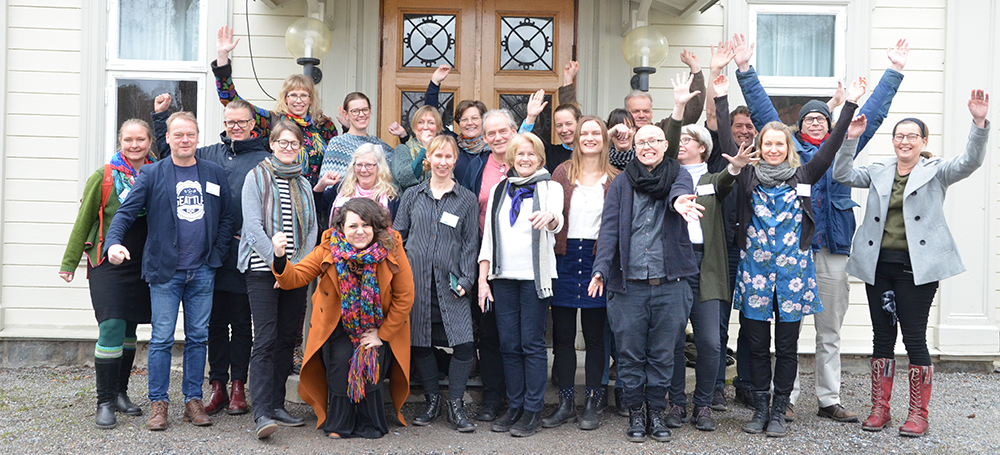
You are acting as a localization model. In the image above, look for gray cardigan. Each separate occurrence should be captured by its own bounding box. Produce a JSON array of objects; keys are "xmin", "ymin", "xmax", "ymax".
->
[
  {"xmin": 238, "ymin": 169, "xmax": 319, "ymax": 272},
  {"xmin": 832, "ymin": 121, "xmax": 990, "ymax": 285}
]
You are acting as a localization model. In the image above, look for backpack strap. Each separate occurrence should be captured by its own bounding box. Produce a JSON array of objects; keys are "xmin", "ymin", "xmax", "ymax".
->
[{"xmin": 96, "ymin": 164, "xmax": 114, "ymax": 264}]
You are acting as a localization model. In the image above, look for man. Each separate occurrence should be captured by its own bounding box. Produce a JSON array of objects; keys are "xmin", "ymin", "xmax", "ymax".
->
[
  {"xmin": 451, "ymin": 109, "xmax": 518, "ymax": 422},
  {"xmin": 588, "ymin": 124, "xmax": 703, "ymax": 443},
  {"xmin": 106, "ymin": 112, "xmax": 235, "ymax": 431},
  {"xmin": 732, "ymin": 34, "xmax": 908, "ymax": 422},
  {"xmin": 152, "ymin": 96, "xmax": 270, "ymax": 419}
]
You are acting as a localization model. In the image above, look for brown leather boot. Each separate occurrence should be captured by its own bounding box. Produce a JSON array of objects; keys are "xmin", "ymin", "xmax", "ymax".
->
[
  {"xmin": 203, "ymin": 380, "xmax": 229, "ymax": 415},
  {"xmin": 146, "ymin": 401, "xmax": 169, "ymax": 431},
  {"xmin": 184, "ymin": 399, "xmax": 213, "ymax": 426},
  {"xmin": 228, "ymin": 379, "xmax": 250, "ymax": 415}
]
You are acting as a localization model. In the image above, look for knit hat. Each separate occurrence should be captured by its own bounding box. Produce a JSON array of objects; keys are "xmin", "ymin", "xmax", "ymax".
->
[{"xmin": 797, "ymin": 100, "xmax": 832, "ymax": 132}]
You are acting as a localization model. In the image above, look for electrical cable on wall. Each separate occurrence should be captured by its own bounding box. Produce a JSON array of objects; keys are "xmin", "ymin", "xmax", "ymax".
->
[{"xmin": 247, "ymin": 0, "xmax": 276, "ymax": 101}]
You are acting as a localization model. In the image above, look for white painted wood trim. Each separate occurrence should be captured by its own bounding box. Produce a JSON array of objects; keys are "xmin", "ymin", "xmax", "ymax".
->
[{"xmin": 0, "ymin": 0, "xmax": 7, "ymax": 331}]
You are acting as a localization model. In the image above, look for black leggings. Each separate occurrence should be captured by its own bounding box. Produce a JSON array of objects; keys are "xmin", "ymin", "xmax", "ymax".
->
[
  {"xmin": 865, "ymin": 261, "xmax": 937, "ymax": 366},
  {"xmin": 412, "ymin": 342, "xmax": 475, "ymax": 400},
  {"xmin": 551, "ymin": 306, "xmax": 606, "ymax": 390}
]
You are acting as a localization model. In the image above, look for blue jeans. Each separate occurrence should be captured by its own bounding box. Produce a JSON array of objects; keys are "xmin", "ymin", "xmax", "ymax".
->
[
  {"xmin": 147, "ymin": 264, "xmax": 215, "ymax": 403},
  {"xmin": 492, "ymin": 279, "xmax": 550, "ymax": 413},
  {"xmin": 607, "ymin": 278, "xmax": 692, "ymax": 413},
  {"xmin": 671, "ymin": 251, "xmax": 721, "ymax": 409}
]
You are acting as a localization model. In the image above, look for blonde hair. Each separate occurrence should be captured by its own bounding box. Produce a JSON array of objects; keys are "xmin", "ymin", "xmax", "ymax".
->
[
  {"xmin": 422, "ymin": 135, "xmax": 460, "ymax": 173},
  {"xmin": 274, "ymin": 74, "xmax": 323, "ymax": 120},
  {"xmin": 339, "ymin": 143, "xmax": 398, "ymax": 201},
  {"xmin": 410, "ymin": 105, "xmax": 444, "ymax": 136},
  {"xmin": 505, "ymin": 132, "xmax": 546, "ymax": 169},
  {"xmin": 568, "ymin": 116, "xmax": 619, "ymax": 183},
  {"xmin": 755, "ymin": 121, "xmax": 800, "ymax": 168},
  {"xmin": 165, "ymin": 111, "xmax": 199, "ymax": 133}
]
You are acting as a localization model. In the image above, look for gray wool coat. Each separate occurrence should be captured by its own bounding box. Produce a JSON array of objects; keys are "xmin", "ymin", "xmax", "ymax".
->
[{"xmin": 832, "ymin": 121, "xmax": 990, "ymax": 285}]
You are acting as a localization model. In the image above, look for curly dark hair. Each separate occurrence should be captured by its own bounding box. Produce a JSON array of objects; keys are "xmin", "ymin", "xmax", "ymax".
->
[{"xmin": 330, "ymin": 197, "xmax": 395, "ymax": 251}]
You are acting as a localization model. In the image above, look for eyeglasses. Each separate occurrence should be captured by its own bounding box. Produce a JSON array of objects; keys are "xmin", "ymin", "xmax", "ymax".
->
[
  {"xmin": 354, "ymin": 163, "xmax": 377, "ymax": 170},
  {"xmin": 224, "ymin": 119, "xmax": 253, "ymax": 128},
  {"xmin": 635, "ymin": 139, "xmax": 665, "ymax": 149},
  {"xmin": 802, "ymin": 115, "xmax": 827, "ymax": 125},
  {"xmin": 679, "ymin": 137, "xmax": 694, "ymax": 145},
  {"xmin": 349, "ymin": 107, "xmax": 371, "ymax": 117},
  {"xmin": 286, "ymin": 93, "xmax": 311, "ymax": 101},
  {"xmin": 892, "ymin": 133, "xmax": 923, "ymax": 142},
  {"xmin": 274, "ymin": 140, "xmax": 301, "ymax": 150},
  {"xmin": 459, "ymin": 116, "xmax": 481, "ymax": 125}
]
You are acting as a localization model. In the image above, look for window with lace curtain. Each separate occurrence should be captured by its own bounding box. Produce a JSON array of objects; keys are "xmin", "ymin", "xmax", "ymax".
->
[{"xmin": 105, "ymin": 0, "xmax": 207, "ymax": 161}]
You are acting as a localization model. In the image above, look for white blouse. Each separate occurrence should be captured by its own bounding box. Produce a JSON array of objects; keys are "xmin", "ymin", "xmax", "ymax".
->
[{"xmin": 566, "ymin": 175, "xmax": 607, "ymax": 240}]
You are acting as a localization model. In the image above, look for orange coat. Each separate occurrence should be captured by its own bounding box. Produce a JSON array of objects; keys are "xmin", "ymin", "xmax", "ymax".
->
[{"xmin": 274, "ymin": 228, "xmax": 413, "ymax": 427}]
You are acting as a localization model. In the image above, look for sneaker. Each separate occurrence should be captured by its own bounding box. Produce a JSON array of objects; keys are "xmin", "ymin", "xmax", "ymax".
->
[
  {"xmin": 664, "ymin": 404, "xmax": 686, "ymax": 428},
  {"xmin": 693, "ymin": 406, "xmax": 716, "ymax": 431},
  {"xmin": 711, "ymin": 388, "xmax": 728, "ymax": 412}
]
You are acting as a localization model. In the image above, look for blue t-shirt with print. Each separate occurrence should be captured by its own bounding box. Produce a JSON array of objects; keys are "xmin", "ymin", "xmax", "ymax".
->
[{"xmin": 174, "ymin": 164, "xmax": 206, "ymax": 270}]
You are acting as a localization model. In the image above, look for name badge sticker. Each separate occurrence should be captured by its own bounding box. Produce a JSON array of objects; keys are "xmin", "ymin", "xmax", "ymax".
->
[
  {"xmin": 206, "ymin": 181, "xmax": 221, "ymax": 197},
  {"xmin": 796, "ymin": 183, "xmax": 811, "ymax": 197},
  {"xmin": 440, "ymin": 211, "xmax": 459, "ymax": 228},
  {"xmin": 119, "ymin": 187, "xmax": 130, "ymax": 201},
  {"xmin": 696, "ymin": 184, "xmax": 715, "ymax": 196}
]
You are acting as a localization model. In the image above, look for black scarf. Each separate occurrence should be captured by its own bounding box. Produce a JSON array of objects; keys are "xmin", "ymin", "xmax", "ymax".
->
[{"xmin": 625, "ymin": 156, "xmax": 681, "ymax": 199}]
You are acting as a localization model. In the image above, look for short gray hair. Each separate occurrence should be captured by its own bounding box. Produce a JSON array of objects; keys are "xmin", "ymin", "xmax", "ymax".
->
[
  {"xmin": 681, "ymin": 123, "xmax": 714, "ymax": 161},
  {"xmin": 624, "ymin": 90, "xmax": 652, "ymax": 108},
  {"xmin": 483, "ymin": 109, "xmax": 518, "ymax": 131}
]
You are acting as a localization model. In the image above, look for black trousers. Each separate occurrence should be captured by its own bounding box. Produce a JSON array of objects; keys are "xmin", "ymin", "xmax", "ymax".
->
[
  {"xmin": 740, "ymin": 311, "xmax": 800, "ymax": 396},
  {"xmin": 551, "ymin": 306, "xmax": 606, "ymax": 390},
  {"xmin": 473, "ymin": 302, "xmax": 506, "ymax": 407},
  {"xmin": 246, "ymin": 272, "xmax": 307, "ymax": 420},
  {"xmin": 208, "ymin": 289, "xmax": 253, "ymax": 383},
  {"xmin": 865, "ymin": 261, "xmax": 937, "ymax": 366}
]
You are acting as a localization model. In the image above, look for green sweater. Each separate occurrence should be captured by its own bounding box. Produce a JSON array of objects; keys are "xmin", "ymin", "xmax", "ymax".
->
[{"xmin": 60, "ymin": 168, "xmax": 124, "ymax": 273}]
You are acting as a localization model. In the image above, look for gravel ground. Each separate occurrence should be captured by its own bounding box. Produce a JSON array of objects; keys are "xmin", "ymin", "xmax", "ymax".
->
[{"xmin": 1, "ymin": 366, "xmax": 998, "ymax": 454}]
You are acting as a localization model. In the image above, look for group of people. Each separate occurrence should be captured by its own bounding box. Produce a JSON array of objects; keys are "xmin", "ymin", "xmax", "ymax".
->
[{"xmin": 59, "ymin": 26, "xmax": 991, "ymax": 444}]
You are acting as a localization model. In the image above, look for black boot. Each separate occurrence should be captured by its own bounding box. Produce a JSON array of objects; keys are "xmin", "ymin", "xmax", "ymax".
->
[
  {"xmin": 596, "ymin": 386, "xmax": 609, "ymax": 414},
  {"xmin": 579, "ymin": 389, "xmax": 602, "ymax": 430},
  {"xmin": 647, "ymin": 407, "xmax": 672, "ymax": 442},
  {"xmin": 766, "ymin": 394, "xmax": 790, "ymax": 438},
  {"xmin": 491, "ymin": 407, "xmax": 523, "ymax": 432},
  {"xmin": 743, "ymin": 391, "xmax": 771, "ymax": 434},
  {"xmin": 94, "ymin": 356, "xmax": 120, "ymax": 429},
  {"xmin": 625, "ymin": 403, "xmax": 647, "ymax": 442},
  {"xmin": 541, "ymin": 393, "xmax": 577, "ymax": 428},
  {"xmin": 614, "ymin": 387, "xmax": 628, "ymax": 417},
  {"xmin": 510, "ymin": 410, "xmax": 542, "ymax": 437},
  {"xmin": 413, "ymin": 393, "xmax": 442, "ymax": 426},
  {"xmin": 445, "ymin": 398, "xmax": 476, "ymax": 433},
  {"xmin": 115, "ymin": 348, "xmax": 142, "ymax": 415}
]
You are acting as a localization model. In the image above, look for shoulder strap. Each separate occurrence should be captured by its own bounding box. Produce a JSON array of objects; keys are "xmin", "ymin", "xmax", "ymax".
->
[{"xmin": 97, "ymin": 164, "xmax": 114, "ymax": 260}]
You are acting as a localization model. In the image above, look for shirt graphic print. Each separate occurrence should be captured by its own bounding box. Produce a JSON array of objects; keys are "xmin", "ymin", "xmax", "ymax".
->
[{"xmin": 177, "ymin": 180, "xmax": 205, "ymax": 222}]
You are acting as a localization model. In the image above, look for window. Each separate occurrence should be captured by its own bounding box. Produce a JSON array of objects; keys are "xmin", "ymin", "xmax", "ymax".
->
[
  {"xmin": 748, "ymin": 4, "xmax": 845, "ymax": 97},
  {"xmin": 105, "ymin": 0, "xmax": 207, "ymax": 161}
]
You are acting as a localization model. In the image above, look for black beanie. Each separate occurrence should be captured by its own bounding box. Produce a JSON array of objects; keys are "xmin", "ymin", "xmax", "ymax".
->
[{"xmin": 798, "ymin": 100, "xmax": 832, "ymax": 132}]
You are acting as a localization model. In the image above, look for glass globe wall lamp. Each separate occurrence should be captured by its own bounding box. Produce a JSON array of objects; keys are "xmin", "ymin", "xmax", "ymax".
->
[
  {"xmin": 622, "ymin": 26, "xmax": 669, "ymax": 92},
  {"xmin": 285, "ymin": 17, "xmax": 333, "ymax": 84}
]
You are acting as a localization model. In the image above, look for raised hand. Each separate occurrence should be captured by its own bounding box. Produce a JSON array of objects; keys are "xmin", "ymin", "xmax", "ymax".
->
[
  {"xmin": 107, "ymin": 244, "xmax": 130, "ymax": 265},
  {"xmin": 847, "ymin": 114, "xmax": 868, "ymax": 140},
  {"xmin": 673, "ymin": 194, "xmax": 705, "ymax": 222},
  {"xmin": 217, "ymin": 25, "xmax": 239, "ymax": 65},
  {"xmin": 336, "ymin": 107, "xmax": 350, "ymax": 130},
  {"xmin": 608, "ymin": 123, "xmax": 632, "ymax": 143},
  {"xmin": 154, "ymin": 93, "xmax": 172, "ymax": 113},
  {"xmin": 313, "ymin": 170, "xmax": 343, "ymax": 192},
  {"xmin": 672, "ymin": 72, "xmax": 702, "ymax": 105},
  {"xmin": 827, "ymin": 80, "xmax": 846, "ymax": 111},
  {"xmin": 272, "ymin": 232, "xmax": 288, "ymax": 257},
  {"xmin": 680, "ymin": 49, "xmax": 701, "ymax": 74},
  {"xmin": 431, "ymin": 65, "xmax": 451, "ymax": 85},
  {"xmin": 525, "ymin": 89, "xmax": 548, "ymax": 124},
  {"xmin": 388, "ymin": 122, "xmax": 407, "ymax": 138},
  {"xmin": 723, "ymin": 140, "xmax": 759, "ymax": 172},
  {"xmin": 887, "ymin": 38, "xmax": 909, "ymax": 72},
  {"xmin": 563, "ymin": 61, "xmax": 580, "ymax": 86},
  {"xmin": 733, "ymin": 33, "xmax": 755, "ymax": 72},
  {"xmin": 968, "ymin": 89, "xmax": 989, "ymax": 128},
  {"xmin": 712, "ymin": 74, "xmax": 730, "ymax": 97},
  {"xmin": 709, "ymin": 41, "xmax": 734, "ymax": 75},
  {"xmin": 847, "ymin": 76, "xmax": 868, "ymax": 103}
]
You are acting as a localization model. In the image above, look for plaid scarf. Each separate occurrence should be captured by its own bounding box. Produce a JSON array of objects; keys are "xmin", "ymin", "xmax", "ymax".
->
[
  {"xmin": 109, "ymin": 150, "xmax": 155, "ymax": 203},
  {"xmin": 331, "ymin": 230, "xmax": 390, "ymax": 402}
]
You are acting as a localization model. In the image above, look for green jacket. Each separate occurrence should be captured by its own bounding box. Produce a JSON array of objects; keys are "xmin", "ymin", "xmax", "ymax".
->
[
  {"xmin": 666, "ymin": 118, "xmax": 736, "ymax": 303},
  {"xmin": 60, "ymin": 168, "xmax": 123, "ymax": 273}
]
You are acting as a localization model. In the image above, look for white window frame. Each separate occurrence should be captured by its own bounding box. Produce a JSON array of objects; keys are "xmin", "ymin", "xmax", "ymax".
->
[
  {"xmin": 748, "ymin": 3, "xmax": 847, "ymax": 97},
  {"xmin": 104, "ymin": 0, "xmax": 210, "ymax": 158}
]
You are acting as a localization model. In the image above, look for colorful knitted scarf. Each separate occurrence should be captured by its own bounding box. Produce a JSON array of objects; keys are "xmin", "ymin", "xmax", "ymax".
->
[
  {"xmin": 109, "ymin": 150, "xmax": 155, "ymax": 203},
  {"xmin": 457, "ymin": 133, "xmax": 488, "ymax": 155},
  {"xmin": 284, "ymin": 113, "xmax": 325, "ymax": 176},
  {"xmin": 331, "ymin": 230, "xmax": 390, "ymax": 402}
]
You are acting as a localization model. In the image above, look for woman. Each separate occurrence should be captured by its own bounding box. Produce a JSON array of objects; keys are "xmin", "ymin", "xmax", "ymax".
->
[
  {"xmin": 478, "ymin": 132, "xmax": 564, "ymax": 438},
  {"xmin": 59, "ymin": 119, "xmax": 156, "ymax": 429},
  {"xmin": 392, "ymin": 105, "xmax": 444, "ymax": 192},
  {"xmin": 320, "ymin": 92, "xmax": 395, "ymax": 177},
  {"xmin": 273, "ymin": 197, "xmax": 414, "ymax": 439},
  {"xmin": 239, "ymin": 121, "xmax": 318, "ymax": 439},
  {"xmin": 393, "ymin": 135, "xmax": 480, "ymax": 433},
  {"xmin": 546, "ymin": 116, "xmax": 617, "ymax": 431},
  {"xmin": 214, "ymin": 25, "xmax": 338, "ymax": 184},
  {"xmin": 733, "ymin": 77, "xmax": 865, "ymax": 438},
  {"xmin": 315, "ymin": 144, "xmax": 399, "ymax": 227},
  {"xmin": 833, "ymin": 90, "xmax": 990, "ymax": 437},
  {"xmin": 606, "ymin": 109, "xmax": 637, "ymax": 170}
]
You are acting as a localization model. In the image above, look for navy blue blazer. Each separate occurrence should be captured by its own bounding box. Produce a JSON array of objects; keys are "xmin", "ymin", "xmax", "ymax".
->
[
  {"xmin": 104, "ymin": 157, "xmax": 236, "ymax": 285},
  {"xmin": 591, "ymin": 164, "xmax": 699, "ymax": 295}
]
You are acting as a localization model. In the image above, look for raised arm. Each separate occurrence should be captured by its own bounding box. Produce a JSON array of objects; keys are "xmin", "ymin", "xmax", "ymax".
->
[
  {"xmin": 801, "ymin": 78, "xmax": 865, "ymax": 182},
  {"xmin": 854, "ymin": 39, "xmax": 909, "ymax": 152},
  {"xmin": 937, "ymin": 90, "xmax": 991, "ymax": 186},
  {"xmin": 679, "ymin": 50, "xmax": 706, "ymax": 125},
  {"xmin": 832, "ymin": 119, "xmax": 871, "ymax": 189},
  {"xmin": 705, "ymin": 41, "xmax": 734, "ymax": 131},
  {"xmin": 711, "ymin": 76, "xmax": 743, "ymax": 173},
  {"xmin": 558, "ymin": 61, "xmax": 579, "ymax": 106},
  {"xmin": 423, "ymin": 65, "xmax": 450, "ymax": 109},
  {"xmin": 732, "ymin": 33, "xmax": 780, "ymax": 129}
]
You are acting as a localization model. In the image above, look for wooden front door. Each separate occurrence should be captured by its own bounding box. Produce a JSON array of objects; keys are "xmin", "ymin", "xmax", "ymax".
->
[{"xmin": 379, "ymin": 0, "xmax": 576, "ymax": 144}]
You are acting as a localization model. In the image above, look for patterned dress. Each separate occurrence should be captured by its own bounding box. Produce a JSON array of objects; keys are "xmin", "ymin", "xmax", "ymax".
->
[{"xmin": 734, "ymin": 183, "xmax": 823, "ymax": 322}]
